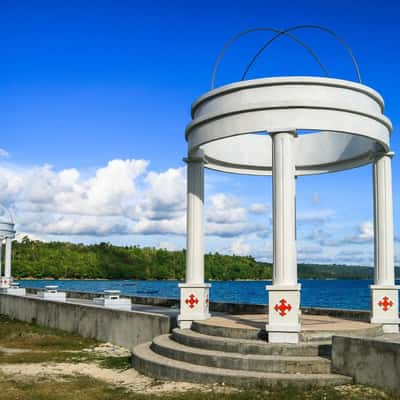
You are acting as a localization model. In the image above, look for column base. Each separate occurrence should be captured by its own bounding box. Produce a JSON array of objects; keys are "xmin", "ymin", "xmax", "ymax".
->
[
  {"xmin": 268, "ymin": 331, "xmax": 300, "ymax": 344},
  {"xmin": 370, "ymin": 285, "xmax": 400, "ymax": 333},
  {"xmin": 0, "ymin": 277, "xmax": 11, "ymax": 289},
  {"xmin": 38, "ymin": 291, "xmax": 67, "ymax": 302},
  {"xmin": 1, "ymin": 287, "xmax": 26, "ymax": 296},
  {"xmin": 177, "ymin": 283, "xmax": 211, "ymax": 329},
  {"xmin": 266, "ymin": 284, "xmax": 301, "ymax": 344},
  {"xmin": 93, "ymin": 297, "xmax": 131, "ymax": 310}
]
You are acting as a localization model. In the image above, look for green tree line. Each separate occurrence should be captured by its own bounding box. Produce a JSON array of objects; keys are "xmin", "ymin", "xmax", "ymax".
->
[{"xmin": 10, "ymin": 237, "xmax": 400, "ymax": 281}]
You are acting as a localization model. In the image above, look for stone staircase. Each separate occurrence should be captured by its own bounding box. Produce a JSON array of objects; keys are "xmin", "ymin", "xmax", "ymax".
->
[{"xmin": 132, "ymin": 321, "xmax": 356, "ymax": 386}]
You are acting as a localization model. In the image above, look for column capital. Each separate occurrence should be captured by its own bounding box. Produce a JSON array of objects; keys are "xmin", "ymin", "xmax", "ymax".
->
[
  {"xmin": 372, "ymin": 151, "xmax": 395, "ymax": 161},
  {"xmin": 183, "ymin": 156, "xmax": 207, "ymax": 164},
  {"xmin": 269, "ymin": 129, "xmax": 298, "ymax": 138}
]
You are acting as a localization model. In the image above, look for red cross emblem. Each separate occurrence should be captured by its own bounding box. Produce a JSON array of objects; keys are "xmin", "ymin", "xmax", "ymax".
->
[
  {"xmin": 205, "ymin": 296, "xmax": 209, "ymax": 305},
  {"xmin": 378, "ymin": 296, "xmax": 394, "ymax": 312},
  {"xmin": 274, "ymin": 298, "xmax": 292, "ymax": 317},
  {"xmin": 185, "ymin": 294, "xmax": 199, "ymax": 309}
]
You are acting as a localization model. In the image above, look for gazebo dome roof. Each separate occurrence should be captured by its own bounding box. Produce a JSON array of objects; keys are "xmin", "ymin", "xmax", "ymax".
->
[
  {"xmin": 187, "ymin": 76, "xmax": 392, "ymax": 176},
  {"xmin": 186, "ymin": 26, "xmax": 392, "ymax": 176}
]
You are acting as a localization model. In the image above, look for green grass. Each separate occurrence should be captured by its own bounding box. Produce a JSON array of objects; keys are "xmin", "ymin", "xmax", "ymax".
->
[
  {"xmin": 0, "ymin": 373, "xmax": 397, "ymax": 400},
  {"xmin": 99, "ymin": 355, "xmax": 131, "ymax": 370},
  {"xmin": 0, "ymin": 351, "xmax": 132, "ymax": 368},
  {"xmin": 0, "ymin": 315, "xmax": 98, "ymax": 351}
]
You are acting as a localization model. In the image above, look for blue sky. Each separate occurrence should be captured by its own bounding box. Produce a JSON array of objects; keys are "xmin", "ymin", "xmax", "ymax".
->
[{"xmin": 1, "ymin": 0, "xmax": 399, "ymax": 266}]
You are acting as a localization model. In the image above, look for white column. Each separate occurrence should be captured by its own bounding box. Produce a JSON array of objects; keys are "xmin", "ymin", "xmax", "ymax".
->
[
  {"xmin": 370, "ymin": 151, "xmax": 399, "ymax": 333},
  {"xmin": 177, "ymin": 156, "xmax": 211, "ymax": 329},
  {"xmin": 186, "ymin": 157, "xmax": 205, "ymax": 284},
  {"xmin": 266, "ymin": 130, "xmax": 301, "ymax": 343},
  {"xmin": 0, "ymin": 240, "xmax": 2, "ymax": 276},
  {"xmin": 0, "ymin": 239, "xmax": 11, "ymax": 289},
  {"xmin": 4, "ymin": 237, "xmax": 12, "ymax": 278}
]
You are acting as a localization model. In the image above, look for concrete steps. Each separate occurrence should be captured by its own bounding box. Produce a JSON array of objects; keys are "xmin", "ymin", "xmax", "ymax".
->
[
  {"xmin": 131, "ymin": 315, "xmax": 381, "ymax": 386},
  {"xmin": 173, "ymin": 328, "xmax": 331, "ymax": 356},
  {"xmin": 151, "ymin": 334, "xmax": 331, "ymax": 374},
  {"xmin": 132, "ymin": 341, "xmax": 353, "ymax": 387},
  {"xmin": 191, "ymin": 320, "xmax": 384, "ymax": 343},
  {"xmin": 192, "ymin": 320, "xmax": 263, "ymax": 340}
]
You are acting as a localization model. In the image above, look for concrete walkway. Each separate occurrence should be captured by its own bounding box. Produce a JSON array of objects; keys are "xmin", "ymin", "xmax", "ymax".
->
[
  {"xmin": 25, "ymin": 293, "xmax": 180, "ymax": 318},
  {"xmin": 200, "ymin": 314, "xmax": 377, "ymax": 333}
]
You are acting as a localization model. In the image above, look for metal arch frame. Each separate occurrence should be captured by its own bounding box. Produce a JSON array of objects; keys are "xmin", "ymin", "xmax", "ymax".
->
[
  {"xmin": 241, "ymin": 25, "xmax": 362, "ymax": 83},
  {"xmin": 210, "ymin": 27, "xmax": 329, "ymax": 89}
]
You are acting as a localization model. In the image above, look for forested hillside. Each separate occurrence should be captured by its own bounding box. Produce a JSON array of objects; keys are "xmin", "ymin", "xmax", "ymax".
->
[
  {"xmin": 11, "ymin": 237, "xmax": 400, "ymax": 280},
  {"xmin": 12, "ymin": 237, "xmax": 271, "ymax": 280}
]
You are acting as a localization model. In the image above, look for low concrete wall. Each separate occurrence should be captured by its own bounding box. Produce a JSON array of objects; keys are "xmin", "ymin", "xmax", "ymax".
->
[
  {"xmin": 332, "ymin": 336, "xmax": 400, "ymax": 393},
  {"xmin": 0, "ymin": 294, "xmax": 170, "ymax": 350},
  {"xmin": 301, "ymin": 307, "xmax": 370, "ymax": 322}
]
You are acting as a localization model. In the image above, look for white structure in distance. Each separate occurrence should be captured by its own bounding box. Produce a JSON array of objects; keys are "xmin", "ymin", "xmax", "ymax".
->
[
  {"xmin": 38, "ymin": 285, "xmax": 67, "ymax": 302},
  {"xmin": 6, "ymin": 282, "xmax": 26, "ymax": 296},
  {"xmin": 93, "ymin": 290, "xmax": 132, "ymax": 311},
  {"xmin": 0, "ymin": 208, "xmax": 25, "ymax": 296},
  {"xmin": 177, "ymin": 27, "xmax": 399, "ymax": 342}
]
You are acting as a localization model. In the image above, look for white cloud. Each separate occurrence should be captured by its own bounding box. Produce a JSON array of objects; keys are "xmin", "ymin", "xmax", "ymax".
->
[
  {"xmin": 230, "ymin": 238, "xmax": 251, "ymax": 256},
  {"xmin": 4, "ymin": 159, "xmax": 149, "ymax": 218},
  {"xmin": 131, "ymin": 216, "xmax": 186, "ymax": 236},
  {"xmin": 205, "ymin": 195, "xmax": 264, "ymax": 237},
  {"xmin": 15, "ymin": 232, "xmax": 44, "ymax": 242},
  {"xmin": 337, "ymin": 249, "xmax": 365, "ymax": 257},
  {"xmin": 0, "ymin": 149, "xmax": 10, "ymax": 158},
  {"xmin": 256, "ymin": 229, "xmax": 271, "ymax": 239},
  {"xmin": 207, "ymin": 194, "xmax": 247, "ymax": 224},
  {"xmin": 158, "ymin": 240, "xmax": 178, "ymax": 251},
  {"xmin": 249, "ymin": 203, "xmax": 269, "ymax": 215},
  {"xmin": 0, "ymin": 159, "xmax": 262, "ymax": 239},
  {"xmin": 298, "ymin": 245, "xmax": 322, "ymax": 255},
  {"xmin": 302, "ymin": 228, "xmax": 327, "ymax": 241},
  {"xmin": 139, "ymin": 167, "xmax": 186, "ymax": 220},
  {"xmin": 348, "ymin": 221, "xmax": 374, "ymax": 244},
  {"xmin": 297, "ymin": 209, "xmax": 336, "ymax": 223},
  {"xmin": 39, "ymin": 215, "xmax": 132, "ymax": 236},
  {"xmin": 312, "ymin": 192, "xmax": 320, "ymax": 205},
  {"xmin": 206, "ymin": 222, "xmax": 262, "ymax": 238}
]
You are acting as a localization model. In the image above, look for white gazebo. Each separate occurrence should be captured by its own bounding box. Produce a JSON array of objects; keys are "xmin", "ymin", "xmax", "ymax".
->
[
  {"xmin": 177, "ymin": 26, "xmax": 399, "ymax": 343},
  {"xmin": 0, "ymin": 207, "xmax": 16, "ymax": 291}
]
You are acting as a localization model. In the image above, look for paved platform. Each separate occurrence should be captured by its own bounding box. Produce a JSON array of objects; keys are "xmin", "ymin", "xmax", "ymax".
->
[
  {"xmin": 201, "ymin": 313, "xmax": 375, "ymax": 333},
  {"xmin": 191, "ymin": 313, "xmax": 383, "ymax": 342}
]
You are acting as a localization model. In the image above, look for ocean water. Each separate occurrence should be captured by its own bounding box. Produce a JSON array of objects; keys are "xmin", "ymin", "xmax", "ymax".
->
[{"xmin": 17, "ymin": 279, "xmax": 400, "ymax": 311}]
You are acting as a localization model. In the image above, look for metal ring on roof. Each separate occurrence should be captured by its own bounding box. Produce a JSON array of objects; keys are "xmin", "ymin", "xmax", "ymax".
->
[
  {"xmin": 210, "ymin": 27, "xmax": 329, "ymax": 89},
  {"xmin": 241, "ymin": 25, "xmax": 362, "ymax": 83}
]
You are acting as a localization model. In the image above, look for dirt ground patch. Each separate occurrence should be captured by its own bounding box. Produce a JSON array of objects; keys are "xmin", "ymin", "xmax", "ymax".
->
[{"xmin": 0, "ymin": 362, "xmax": 217, "ymax": 394}]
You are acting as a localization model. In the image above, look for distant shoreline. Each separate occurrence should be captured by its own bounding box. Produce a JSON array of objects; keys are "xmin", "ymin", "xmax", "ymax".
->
[
  {"xmin": 16, "ymin": 277, "xmax": 385, "ymax": 281},
  {"xmin": 12, "ymin": 238, "xmax": 400, "ymax": 281}
]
